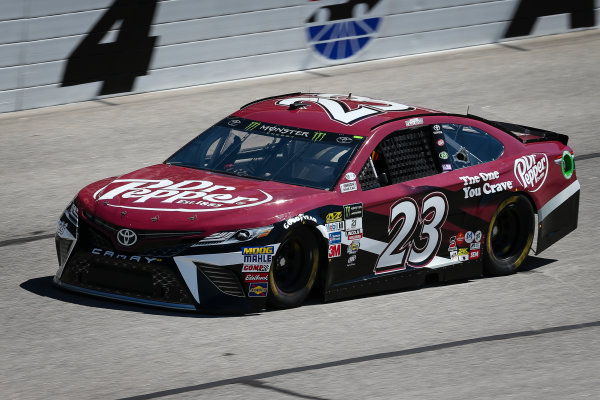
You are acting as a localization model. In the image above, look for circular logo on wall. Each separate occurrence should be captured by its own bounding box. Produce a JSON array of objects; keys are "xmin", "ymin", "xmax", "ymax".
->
[
  {"xmin": 117, "ymin": 229, "xmax": 138, "ymax": 247},
  {"xmin": 305, "ymin": 0, "xmax": 382, "ymax": 61}
]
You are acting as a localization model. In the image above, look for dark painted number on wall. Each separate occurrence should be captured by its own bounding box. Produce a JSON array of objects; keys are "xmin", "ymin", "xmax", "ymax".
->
[
  {"xmin": 61, "ymin": 0, "xmax": 158, "ymax": 95},
  {"xmin": 505, "ymin": 0, "xmax": 595, "ymax": 38}
]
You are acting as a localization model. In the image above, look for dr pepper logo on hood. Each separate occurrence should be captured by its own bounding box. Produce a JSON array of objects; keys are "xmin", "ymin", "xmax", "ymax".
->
[
  {"xmin": 93, "ymin": 179, "xmax": 272, "ymax": 212},
  {"xmin": 514, "ymin": 154, "xmax": 548, "ymax": 192}
]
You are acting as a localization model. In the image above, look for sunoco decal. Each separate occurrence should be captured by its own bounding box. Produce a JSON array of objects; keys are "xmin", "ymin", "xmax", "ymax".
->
[
  {"xmin": 93, "ymin": 179, "xmax": 272, "ymax": 212},
  {"xmin": 514, "ymin": 154, "xmax": 548, "ymax": 192}
]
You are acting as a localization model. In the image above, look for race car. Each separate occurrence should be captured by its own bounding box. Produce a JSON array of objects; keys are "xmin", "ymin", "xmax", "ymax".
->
[{"xmin": 54, "ymin": 93, "xmax": 580, "ymax": 313}]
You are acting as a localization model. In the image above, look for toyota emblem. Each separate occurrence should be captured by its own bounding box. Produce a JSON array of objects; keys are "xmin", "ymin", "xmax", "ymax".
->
[
  {"xmin": 117, "ymin": 229, "xmax": 137, "ymax": 246},
  {"xmin": 336, "ymin": 136, "xmax": 352, "ymax": 144}
]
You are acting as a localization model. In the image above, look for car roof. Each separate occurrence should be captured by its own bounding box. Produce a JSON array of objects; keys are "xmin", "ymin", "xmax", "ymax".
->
[{"xmin": 232, "ymin": 93, "xmax": 442, "ymax": 137}]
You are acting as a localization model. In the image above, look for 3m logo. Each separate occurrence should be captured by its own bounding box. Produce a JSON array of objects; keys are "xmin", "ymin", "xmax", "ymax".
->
[
  {"xmin": 312, "ymin": 132, "xmax": 326, "ymax": 141},
  {"xmin": 328, "ymin": 244, "xmax": 341, "ymax": 258},
  {"xmin": 246, "ymin": 122, "xmax": 261, "ymax": 130}
]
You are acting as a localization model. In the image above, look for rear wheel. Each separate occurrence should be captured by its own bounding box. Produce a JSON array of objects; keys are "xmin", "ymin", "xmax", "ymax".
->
[
  {"xmin": 268, "ymin": 226, "xmax": 320, "ymax": 309},
  {"xmin": 484, "ymin": 195, "xmax": 535, "ymax": 276}
]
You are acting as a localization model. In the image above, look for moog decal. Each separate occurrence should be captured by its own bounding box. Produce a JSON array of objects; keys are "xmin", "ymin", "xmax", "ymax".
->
[
  {"xmin": 375, "ymin": 192, "xmax": 448, "ymax": 274},
  {"xmin": 94, "ymin": 179, "xmax": 272, "ymax": 212}
]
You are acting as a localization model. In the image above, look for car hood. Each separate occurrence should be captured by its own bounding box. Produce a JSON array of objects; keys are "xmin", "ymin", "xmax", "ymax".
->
[{"xmin": 78, "ymin": 164, "xmax": 329, "ymax": 233}]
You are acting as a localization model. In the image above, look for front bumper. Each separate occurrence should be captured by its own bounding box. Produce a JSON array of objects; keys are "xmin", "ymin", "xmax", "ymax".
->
[{"xmin": 54, "ymin": 214, "xmax": 272, "ymax": 314}]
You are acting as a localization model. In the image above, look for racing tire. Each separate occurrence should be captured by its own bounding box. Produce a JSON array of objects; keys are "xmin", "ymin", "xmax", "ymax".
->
[
  {"xmin": 268, "ymin": 226, "xmax": 320, "ymax": 309},
  {"xmin": 484, "ymin": 195, "xmax": 535, "ymax": 276}
]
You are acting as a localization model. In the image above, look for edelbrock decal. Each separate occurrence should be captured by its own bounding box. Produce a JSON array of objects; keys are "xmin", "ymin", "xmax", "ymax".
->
[
  {"xmin": 514, "ymin": 154, "xmax": 548, "ymax": 192},
  {"xmin": 94, "ymin": 179, "xmax": 272, "ymax": 212}
]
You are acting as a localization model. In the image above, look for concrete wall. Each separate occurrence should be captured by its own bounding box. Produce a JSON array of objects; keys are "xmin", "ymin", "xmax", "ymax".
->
[{"xmin": 1, "ymin": 0, "xmax": 598, "ymax": 113}]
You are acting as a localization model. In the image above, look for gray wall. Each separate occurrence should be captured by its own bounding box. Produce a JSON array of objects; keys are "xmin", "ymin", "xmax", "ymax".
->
[{"xmin": 1, "ymin": 0, "xmax": 598, "ymax": 113}]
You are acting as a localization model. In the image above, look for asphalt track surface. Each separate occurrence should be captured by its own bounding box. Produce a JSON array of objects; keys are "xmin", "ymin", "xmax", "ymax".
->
[{"xmin": 2, "ymin": 31, "xmax": 599, "ymax": 400}]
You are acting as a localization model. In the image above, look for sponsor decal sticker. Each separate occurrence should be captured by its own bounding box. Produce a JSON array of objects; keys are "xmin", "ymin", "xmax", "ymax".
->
[
  {"xmin": 458, "ymin": 247, "xmax": 469, "ymax": 261},
  {"xmin": 343, "ymin": 203, "xmax": 363, "ymax": 219},
  {"xmin": 347, "ymin": 240, "xmax": 360, "ymax": 255},
  {"xmin": 439, "ymin": 151, "xmax": 449, "ymax": 160},
  {"xmin": 328, "ymin": 244, "xmax": 342, "ymax": 258},
  {"xmin": 325, "ymin": 221, "xmax": 345, "ymax": 232},
  {"xmin": 450, "ymin": 251, "xmax": 458, "ymax": 261},
  {"xmin": 311, "ymin": 131, "xmax": 326, "ymax": 141},
  {"xmin": 433, "ymin": 125, "xmax": 441, "ymax": 131},
  {"xmin": 242, "ymin": 246, "xmax": 274, "ymax": 265},
  {"xmin": 406, "ymin": 118, "xmax": 423, "ymax": 127},
  {"xmin": 57, "ymin": 220, "xmax": 68, "ymax": 236},
  {"xmin": 94, "ymin": 179, "xmax": 273, "ymax": 212},
  {"xmin": 347, "ymin": 254, "xmax": 357, "ymax": 266},
  {"xmin": 248, "ymin": 282, "xmax": 268, "ymax": 297},
  {"xmin": 456, "ymin": 233, "xmax": 465, "ymax": 246},
  {"xmin": 345, "ymin": 218, "xmax": 363, "ymax": 230},
  {"xmin": 242, "ymin": 265, "xmax": 270, "ymax": 273},
  {"xmin": 436, "ymin": 139, "xmax": 445, "ymax": 146},
  {"xmin": 340, "ymin": 181, "xmax": 357, "ymax": 193},
  {"xmin": 442, "ymin": 164, "xmax": 452, "ymax": 171},
  {"xmin": 346, "ymin": 229, "xmax": 363, "ymax": 240},
  {"xmin": 474, "ymin": 230, "xmax": 482, "ymax": 243},
  {"xmin": 283, "ymin": 214, "xmax": 317, "ymax": 229},
  {"xmin": 345, "ymin": 172, "xmax": 357, "ymax": 181},
  {"xmin": 244, "ymin": 273, "xmax": 269, "ymax": 282},
  {"xmin": 469, "ymin": 249, "xmax": 480, "ymax": 260},
  {"xmin": 336, "ymin": 136, "xmax": 353, "ymax": 144},
  {"xmin": 514, "ymin": 153, "xmax": 548, "ymax": 192},
  {"xmin": 325, "ymin": 211, "xmax": 343, "ymax": 223},
  {"xmin": 465, "ymin": 231, "xmax": 474, "ymax": 244},
  {"xmin": 470, "ymin": 242, "xmax": 481, "ymax": 250},
  {"xmin": 329, "ymin": 231, "xmax": 342, "ymax": 244}
]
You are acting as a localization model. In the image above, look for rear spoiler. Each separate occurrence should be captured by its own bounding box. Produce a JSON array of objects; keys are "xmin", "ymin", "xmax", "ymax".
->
[{"xmin": 489, "ymin": 120, "xmax": 569, "ymax": 145}]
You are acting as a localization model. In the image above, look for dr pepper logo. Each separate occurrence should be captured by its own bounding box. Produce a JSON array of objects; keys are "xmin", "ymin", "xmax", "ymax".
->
[
  {"xmin": 514, "ymin": 154, "xmax": 548, "ymax": 192},
  {"xmin": 93, "ymin": 179, "xmax": 272, "ymax": 212}
]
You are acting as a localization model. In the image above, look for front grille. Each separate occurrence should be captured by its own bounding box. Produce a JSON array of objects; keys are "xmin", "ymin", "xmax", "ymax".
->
[
  {"xmin": 61, "ymin": 252, "xmax": 194, "ymax": 305},
  {"xmin": 195, "ymin": 263, "xmax": 245, "ymax": 297},
  {"xmin": 79, "ymin": 217, "xmax": 200, "ymax": 257}
]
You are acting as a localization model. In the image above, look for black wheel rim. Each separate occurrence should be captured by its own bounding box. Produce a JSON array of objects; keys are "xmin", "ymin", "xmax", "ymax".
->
[
  {"xmin": 490, "ymin": 204, "xmax": 527, "ymax": 259},
  {"xmin": 273, "ymin": 237, "xmax": 312, "ymax": 293}
]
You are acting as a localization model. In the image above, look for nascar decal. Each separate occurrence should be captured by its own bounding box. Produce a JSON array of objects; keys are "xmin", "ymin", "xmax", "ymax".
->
[
  {"xmin": 277, "ymin": 94, "xmax": 414, "ymax": 125},
  {"xmin": 514, "ymin": 154, "xmax": 548, "ymax": 192},
  {"xmin": 93, "ymin": 179, "xmax": 272, "ymax": 212},
  {"xmin": 305, "ymin": 0, "xmax": 383, "ymax": 61},
  {"xmin": 375, "ymin": 192, "xmax": 448, "ymax": 274}
]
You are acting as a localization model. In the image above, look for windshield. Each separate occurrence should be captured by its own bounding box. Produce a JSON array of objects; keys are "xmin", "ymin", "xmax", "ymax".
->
[{"xmin": 166, "ymin": 117, "xmax": 365, "ymax": 190}]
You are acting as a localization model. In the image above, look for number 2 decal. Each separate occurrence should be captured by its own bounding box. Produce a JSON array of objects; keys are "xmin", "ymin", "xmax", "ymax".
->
[
  {"xmin": 375, "ymin": 192, "xmax": 448, "ymax": 274},
  {"xmin": 276, "ymin": 94, "xmax": 414, "ymax": 125}
]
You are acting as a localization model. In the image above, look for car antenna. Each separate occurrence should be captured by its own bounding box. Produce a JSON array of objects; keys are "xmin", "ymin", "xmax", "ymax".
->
[{"xmin": 467, "ymin": 105, "xmax": 470, "ymax": 115}]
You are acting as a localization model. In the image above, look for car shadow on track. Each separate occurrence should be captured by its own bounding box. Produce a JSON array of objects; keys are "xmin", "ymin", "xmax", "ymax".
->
[{"xmin": 19, "ymin": 276, "xmax": 250, "ymax": 318}]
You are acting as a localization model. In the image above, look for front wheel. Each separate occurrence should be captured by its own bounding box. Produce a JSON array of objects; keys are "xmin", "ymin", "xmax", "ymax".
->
[
  {"xmin": 268, "ymin": 227, "xmax": 320, "ymax": 309},
  {"xmin": 484, "ymin": 195, "xmax": 535, "ymax": 276}
]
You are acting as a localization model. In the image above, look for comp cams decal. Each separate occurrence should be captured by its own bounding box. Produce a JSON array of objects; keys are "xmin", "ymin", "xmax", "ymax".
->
[
  {"xmin": 94, "ymin": 179, "xmax": 273, "ymax": 212},
  {"xmin": 375, "ymin": 192, "xmax": 448, "ymax": 274}
]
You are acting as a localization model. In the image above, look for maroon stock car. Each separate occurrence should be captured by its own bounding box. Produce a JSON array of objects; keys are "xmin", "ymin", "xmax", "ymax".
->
[{"xmin": 54, "ymin": 93, "xmax": 579, "ymax": 313}]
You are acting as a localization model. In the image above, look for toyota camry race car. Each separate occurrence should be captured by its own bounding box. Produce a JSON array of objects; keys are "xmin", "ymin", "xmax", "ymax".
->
[{"xmin": 54, "ymin": 93, "xmax": 579, "ymax": 313}]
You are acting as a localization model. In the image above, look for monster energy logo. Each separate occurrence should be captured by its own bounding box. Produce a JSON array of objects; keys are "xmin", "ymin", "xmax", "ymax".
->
[
  {"xmin": 246, "ymin": 122, "xmax": 261, "ymax": 130},
  {"xmin": 312, "ymin": 132, "xmax": 326, "ymax": 141},
  {"xmin": 344, "ymin": 205, "xmax": 350, "ymax": 217}
]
